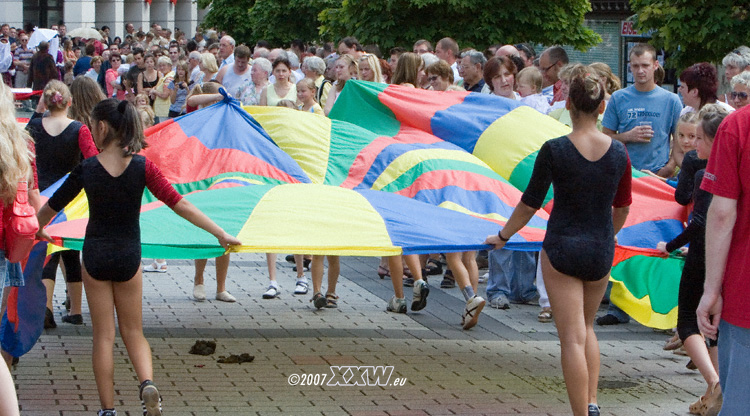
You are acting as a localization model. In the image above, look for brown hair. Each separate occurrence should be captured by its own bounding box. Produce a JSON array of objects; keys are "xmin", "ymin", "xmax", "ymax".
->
[
  {"xmin": 629, "ymin": 43, "xmax": 657, "ymax": 61},
  {"xmin": 234, "ymin": 45, "xmax": 251, "ymax": 60},
  {"xmin": 69, "ymin": 76, "xmax": 106, "ymax": 129},
  {"xmin": 483, "ymin": 56, "xmax": 517, "ymax": 92},
  {"xmin": 391, "ymin": 52, "xmax": 421, "ymax": 86},
  {"xmin": 567, "ymin": 64, "xmax": 604, "ymax": 116},
  {"xmin": 425, "ymin": 60, "xmax": 454, "ymax": 84}
]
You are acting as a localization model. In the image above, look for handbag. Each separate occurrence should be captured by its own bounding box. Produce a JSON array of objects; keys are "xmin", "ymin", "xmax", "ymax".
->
[{"xmin": 3, "ymin": 181, "xmax": 39, "ymax": 263}]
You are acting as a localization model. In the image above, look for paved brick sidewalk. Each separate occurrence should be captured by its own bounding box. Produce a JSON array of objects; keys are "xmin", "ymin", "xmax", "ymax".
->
[{"xmin": 13, "ymin": 254, "xmax": 702, "ymax": 415}]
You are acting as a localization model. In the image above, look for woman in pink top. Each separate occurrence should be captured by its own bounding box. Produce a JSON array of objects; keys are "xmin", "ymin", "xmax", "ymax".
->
[{"xmin": 105, "ymin": 53, "xmax": 126, "ymax": 100}]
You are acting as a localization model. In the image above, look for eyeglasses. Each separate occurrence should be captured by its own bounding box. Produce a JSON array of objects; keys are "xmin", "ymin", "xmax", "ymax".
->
[
  {"xmin": 731, "ymin": 91, "xmax": 749, "ymax": 100},
  {"xmin": 541, "ymin": 61, "xmax": 558, "ymax": 72}
]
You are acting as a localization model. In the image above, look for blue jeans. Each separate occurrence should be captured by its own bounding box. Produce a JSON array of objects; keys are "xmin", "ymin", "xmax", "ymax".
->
[
  {"xmin": 486, "ymin": 249, "xmax": 537, "ymax": 303},
  {"xmin": 718, "ymin": 319, "xmax": 750, "ymax": 415},
  {"xmin": 603, "ymin": 282, "xmax": 630, "ymax": 322},
  {"xmin": 0, "ymin": 251, "xmax": 24, "ymax": 287}
]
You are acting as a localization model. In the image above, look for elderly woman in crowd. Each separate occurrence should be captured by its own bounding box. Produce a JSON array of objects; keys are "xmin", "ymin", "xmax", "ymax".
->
[
  {"xmin": 323, "ymin": 54, "xmax": 358, "ymax": 115},
  {"xmin": 238, "ymin": 57, "xmax": 271, "ymax": 105},
  {"xmin": 425, "ymin": 60, "xmax": 454, "ymax": 91},
  {"xmin": 721, "ymin": 46, "xmax": 750, "ymax": 105},
  {"xmin": 484, "ymin": 56, "xmax": 519, "ymax": 100},
  {"xmin": 418, "ymin": 53, "xmax": 439, "ymax": 89},
  {"xmin": 302, "ymin": 56, "xmax": 331, "ymax": 108},
  {"xmin": 196, "ymin": 52, "xmax": 219, "ymax": 86},
  {"xmin": 729, "ymin": 71, "xmax": 750, "ymax": 109},
  {"xmin": 358, "ymin": 53, "xmax": 384, "ymax": 83}
]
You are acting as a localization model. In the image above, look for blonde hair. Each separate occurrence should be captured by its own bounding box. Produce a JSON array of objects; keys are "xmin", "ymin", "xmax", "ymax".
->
[
  {"xmin": 516, "ymin": 67, "xmax": 542, "ymax": 93},
  {"xmin": 335, "ymin": 54, "xmax": 358, "ymax": 91},
  {"xmin": 134, "ymin": 92, "xmax": 151, "ymax": 107},
  {"xmin": 588, "ymin": 62, "xmax": 621, "ymax": 95},
  {"xmin": 296, "ymin": 78, "xmax": 317, "ymax": 97},
  {"xmin": 69, "ymin": 76, "xmax": 106, "ymax": 129},
  {"xmin": 43, "ymin": 80, "xmax": 72, "ymax": 112},
  {"xmin": 358, "ymin": 54, "xmax": 384, "ymax": 83},
  {"xmin": 0, "ymin": 83, "xmax": 33, "ymax": 203},
  {"xmin": 157, "ymin": 56, "xmax": 172, "ymax": 68},
  {"xmin": 137, "ymin": 106, "xmax": 155, "ymax": 128},
  {"xmin": 200, "ymin": 53, "xmax": 218, "ymax": 73}
]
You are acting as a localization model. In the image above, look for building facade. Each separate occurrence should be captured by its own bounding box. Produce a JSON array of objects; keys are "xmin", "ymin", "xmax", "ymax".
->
[{"xmin": 2, "ymin": 0, "xmax": 208, "ymax": 38}]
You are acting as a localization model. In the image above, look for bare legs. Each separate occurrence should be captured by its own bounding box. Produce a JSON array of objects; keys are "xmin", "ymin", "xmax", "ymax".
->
[
  {"xmin": 194, "ymin": 254, "xmax": 231, "ymax": 294},
  {"xmin": 83, "ymin": 267, "xmax": 153, "ymax": 410},
  {"xmin": 541, "ymin": 250, "xmax": 608, "ymax": 416},
  {"xmin": 683, "ymin": 334, "xmax": 720, "ymax": 396},
  {"xmin": 311, "ymin": 255, "xmax": 339, "ymax": 296},
  {"xmin": 445, "ymin": 251, "xmax": 477, "ymax": 292}
]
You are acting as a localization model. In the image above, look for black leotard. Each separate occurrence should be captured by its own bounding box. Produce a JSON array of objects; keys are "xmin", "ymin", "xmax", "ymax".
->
[
  {"xmin": 674, "ymin": 150, "xmax": 707, "ymax": 206},
  {"xmin": 666, "ymin": 170, "xmax": 712, "ymax": 342},
  {"xmin": 521, "ymin": 136, "xmax": 632, "ymax": 281},
  {"xmin": 47, "ymin": 155, "xmax": 182, "ymax": 282}
]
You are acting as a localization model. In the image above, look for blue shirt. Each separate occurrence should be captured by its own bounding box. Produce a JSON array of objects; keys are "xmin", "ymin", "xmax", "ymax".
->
[{"xmin": 602, "ymin": 85, "xmax": 682, "ymax": 172}]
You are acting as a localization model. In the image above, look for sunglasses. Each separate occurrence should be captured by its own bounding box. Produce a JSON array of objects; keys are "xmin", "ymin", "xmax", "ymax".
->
[{"xmin": 731, "ymin": 91, "xmax": 749, "ymax": 100}]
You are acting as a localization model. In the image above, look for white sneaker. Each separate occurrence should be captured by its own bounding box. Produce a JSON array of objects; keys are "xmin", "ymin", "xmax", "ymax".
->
[
  {"xmin": 411, "ymin": 279, "xmax": 429, "ymax": 311},
  {"xmin": 461, "ymin": 295, "xmax": 485, "ymax": 330},
  {"xmin": 293, "ymin": 280, "xmax": 309, "ymax": 295},
  {"xmin": 193, "ymin": 284, "xmax": 206, "ymax": 301},
  {"xmin": 143, "ymin": 261, "xmax": 167, "ymax": 273},
  {"xmin": 215, "ymin": 291, "xmax": 236, "ymax": 302},
  {"xmin": 262, "ymin": 285, "xmax": 280, "ymax": 299}
]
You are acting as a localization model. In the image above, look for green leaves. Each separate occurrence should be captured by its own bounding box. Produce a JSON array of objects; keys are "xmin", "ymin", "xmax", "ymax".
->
[
  {"xmin": 631, "ymin": 0, "xmax": 750, "ymax": 70},
  {"xmin": 200, "ymin": 0, "xmax": 600, "ymax": 51}
]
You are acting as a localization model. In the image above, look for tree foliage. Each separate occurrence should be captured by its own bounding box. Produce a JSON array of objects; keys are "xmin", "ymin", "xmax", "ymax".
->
[
  {"xmin": 631, "ymin": 0, "xmax": 750, "ymax": 70},
  {"xmin": 197, "ymin": 0, "xmax": 337, "ymax": 46},
  {"xmin": 319, "ymin": 0, "xmax": 600, "ymax": 51},
  {"xmin": 197, "ymin": 0, "xmax": 600, "ymax": 51}
]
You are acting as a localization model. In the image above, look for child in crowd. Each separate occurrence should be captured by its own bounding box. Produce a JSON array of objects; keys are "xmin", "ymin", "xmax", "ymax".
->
[
  {"xmin": 35, "ymin": 99, "xmax": 241, "ymax": 416},
  {"xmin": 296, "ymin": 78, "xmax": 324, "ymax": 115},
  {"xmin": 657, "ymin": 104, "xmax": 728, "ymax": 416},
  {"xmin": 516, "ymin": 67, "xmax": 550, "ymax": 114},
  {"xmin": 134, "ymin": 93, "xmax": 156, "ymax": 129},
  {"xmin": 167, "ymin": 61, "xmax": 190, "ymax": 118}
]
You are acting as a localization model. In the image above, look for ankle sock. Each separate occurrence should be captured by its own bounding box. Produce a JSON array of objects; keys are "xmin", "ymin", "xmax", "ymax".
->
[{"xmin": 461, "ymin": 285, "xmax": 475, "ymax": 301}]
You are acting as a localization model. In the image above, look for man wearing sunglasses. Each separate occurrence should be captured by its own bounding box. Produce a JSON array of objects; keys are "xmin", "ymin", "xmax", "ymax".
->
[{"xmin": 12, "ymin": 34, "xmax": 33, "ymax": 89}]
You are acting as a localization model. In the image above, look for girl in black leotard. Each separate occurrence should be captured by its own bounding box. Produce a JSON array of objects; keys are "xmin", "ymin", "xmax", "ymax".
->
[
  {"xmin": 35, "ymin": 99, "xmax": 241, "ymax": 416},
  {"xmin": 657, "ymin": 104, "xmax": 729, "ymax": 415},
  {"xmin": 26, "ymin": 80, "xmax": 99, "ymax": 328},
  {"xmin": 486, "ymin": 65, "xmax": 632, "ymax": 416}
]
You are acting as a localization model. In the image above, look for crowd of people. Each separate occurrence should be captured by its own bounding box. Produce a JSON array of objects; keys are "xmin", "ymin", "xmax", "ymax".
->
[{"xmin": 2, "ymin": 20, "xmax": 750, "ymax": 416}]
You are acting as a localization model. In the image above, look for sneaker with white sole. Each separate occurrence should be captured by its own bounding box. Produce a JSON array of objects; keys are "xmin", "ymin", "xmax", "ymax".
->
[
  {"xmin": 139, "ymin": 380, "xmax": 162, "ymax": 416},
  {"xmin": 293, "ymin": 280, "xmax": 309, "ymax": 295},
  {"xmin": 489, "ymin": 294, "xmax": 510, "ymax": 310},
  {"xmin": 215, "ymin": 291, "xmax": 236, "ymax": 302},
  {"xmin": 386, "ymin": 296, "xmax": 407, "ymax": 313},
  {"xmin": 262, "ymin": 285, "xmax": 280, "ymax": 299},
  {"xmin": 97, "ymin": 409, "xmax": 117, "ymax": 416},
  {"xmin": 143, "ymin": 261, "xmax": 167, "ymax": 273},
  {"xmin": 461, "ymin": 295, "xmax": 485, "ymax": 330},
  {"xmin": 193, "ymin": 284, "xmax": 206, "ymax": 302},
  {"xmin": 411, "ymin": 279, "xmax": 429, "ymax": 311}
]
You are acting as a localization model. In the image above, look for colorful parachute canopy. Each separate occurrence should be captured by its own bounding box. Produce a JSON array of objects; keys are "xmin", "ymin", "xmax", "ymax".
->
[
  {"xmin": 42, "ymin": 97, "xmax": 507, "ymax": 257},
  {"xmin": 328, "ymin": 81, "xmax": 687, "ymax": 329}
]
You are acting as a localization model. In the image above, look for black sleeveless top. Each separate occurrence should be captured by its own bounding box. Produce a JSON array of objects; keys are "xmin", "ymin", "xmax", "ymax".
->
[{"xmin": 26, "ymin": 118, "xmax": 85, "ymax": 191}]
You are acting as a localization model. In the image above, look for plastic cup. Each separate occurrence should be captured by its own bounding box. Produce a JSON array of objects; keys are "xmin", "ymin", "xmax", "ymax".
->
[{"xmin": 639, "ymin": 121, "xmax": 653, "ymax": 142}]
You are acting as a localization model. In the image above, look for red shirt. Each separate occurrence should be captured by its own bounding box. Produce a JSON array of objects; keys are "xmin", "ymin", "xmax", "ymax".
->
[{"xmin": 701, "ymin": 105, "xmax": 750, "ymax": 328}]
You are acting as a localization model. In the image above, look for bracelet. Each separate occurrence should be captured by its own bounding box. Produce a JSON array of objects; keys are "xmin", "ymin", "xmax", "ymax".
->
[{"xmin": 498, "ymin": 230, "xmax": 510, "ymax": 242}]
